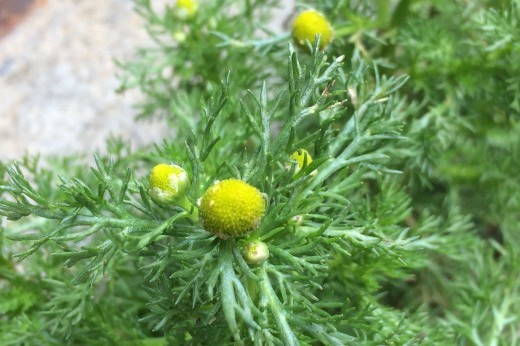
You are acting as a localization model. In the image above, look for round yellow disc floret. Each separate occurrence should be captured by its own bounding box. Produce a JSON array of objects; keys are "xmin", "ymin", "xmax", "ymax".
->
[
  {"xmin": 149, "ymin": 164, "xmax": 190, "ymax": 204},
  {"xmin": 175, "ymin": 0, "xmax": 198, "ymax": 19},
  {"xmin": 199, "ymin": 179, "xmax": 266, "ymax": 238},
  {"xmin": 292, "ymin": 10, "xmax": 334, "ymax": 50},
  {"xmin": 290, "ymin": 149, "xmax": 313, "ymax": 173}
]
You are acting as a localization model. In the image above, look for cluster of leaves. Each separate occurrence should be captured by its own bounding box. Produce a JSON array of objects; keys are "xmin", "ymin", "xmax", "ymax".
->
[
  {"xmin": 1, "ymin": 0, "xmax": 519, "ymax": 345},
  {"xmin": 311, "ymin": 0, "xmax": 520, "ymax": 343}
]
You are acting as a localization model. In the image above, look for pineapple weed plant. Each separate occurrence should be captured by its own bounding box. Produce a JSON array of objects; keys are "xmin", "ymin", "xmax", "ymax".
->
[{"xmin": 0, "ymin": 0, "xmax": 519, "ymax": 344}]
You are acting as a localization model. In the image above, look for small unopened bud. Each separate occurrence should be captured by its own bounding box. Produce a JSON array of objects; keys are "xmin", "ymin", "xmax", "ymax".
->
[
  {"xmin": 288, "ymin": 149, "xmax": 317, "ymax": 176},
  {"xmin": 173, "ymin": 31, "xmax": 187, "ymax": 42},
  {"xmin": 292, "ymin": 10, "xmax": 334, "ymax": 50},
  {"xmin": 149, "ymin": 164, "xmax": 190, "ymax": 204},
  {"xmin": 175, "ymin": 0, "xmax": 198, "ymax": 19},
  {"xmin": 242, "ymin": 241, "xmax": 269, "ymax": 265},
  {"xmin": 288, "ymin": 215, "xmax": 304, "ymax": 226}
]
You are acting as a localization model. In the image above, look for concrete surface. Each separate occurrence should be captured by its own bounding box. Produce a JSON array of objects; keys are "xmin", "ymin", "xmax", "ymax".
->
[
  {"xmin": 0, "ymin": 0, "xmax": 294, "ymax": 161},
  {"xmin": 0, "ymin": 0, "xmax": 168, "ymax": 160}
]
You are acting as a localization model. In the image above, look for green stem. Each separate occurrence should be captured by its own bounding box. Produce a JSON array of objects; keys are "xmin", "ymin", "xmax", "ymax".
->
[
  {"xmin": 259, "ymin": 266, "xmax": 298, "ymax": 346},
  {"xmin": 175, "ymin": 196, "xmax": 199, "ymax": 222},
  {"xmin": 376, "ymin": 0, "xmax": 391, "ymax": 28},
  {"xmin": 219, "ymin": 240, "xmax": 243, "ymax": 345}
]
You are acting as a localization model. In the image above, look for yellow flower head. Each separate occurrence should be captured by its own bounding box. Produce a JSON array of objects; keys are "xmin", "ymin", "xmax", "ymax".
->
[
  {"xmin": 242, "ymin": 241, "xmax": 269, "ymax": 265},
  {"xmin": 175, "ymin": 0, "xmax": 198, "ymax": 19},
  {"xmin": 199, "ymin": 179, "xmax": 266, "ymax": 238},
  {"xmin": 149, "ymin": 164, "xmax": 190, "ymax": 204},
  {"xmin": 290, "ymin": 149, "xmax": 313, "ymax": 174},
  {"xmin": 292, "ymin": 10, "xmax": 334, "ymax": 50}
]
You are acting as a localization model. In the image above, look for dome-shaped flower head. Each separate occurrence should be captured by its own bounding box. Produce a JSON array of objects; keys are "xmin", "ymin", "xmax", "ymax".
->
[
  {"xmin": 242, "ymin": 241, "xmax": 269, "ymax": 265},
  {"xmin": 289, "ymin": 149, "xmax": 313, "ymax": 174},
  {"xmin": 149, "ymin": 164, "xmax": 190, "ymax": 204},
  {"xmin": 175, "ymin": 0, "xmax": 198, "ymax": 19},
  {"xmin": 199, "ymin": 179, "xmax": 266, "ymax": 238},
  {"xmin": 292, "ymin": 10, "xmax": 334, "ymax": 50}
]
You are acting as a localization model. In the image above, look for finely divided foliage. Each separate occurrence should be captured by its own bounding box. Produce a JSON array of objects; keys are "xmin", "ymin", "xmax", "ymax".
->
[{"xmin": 1, "ymin": 0, "xmax": 519, "ymax": 345}]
